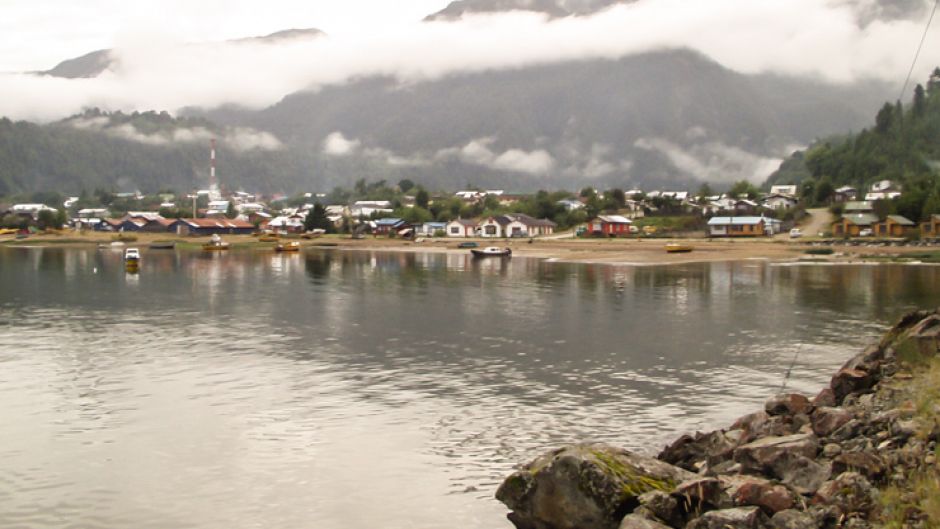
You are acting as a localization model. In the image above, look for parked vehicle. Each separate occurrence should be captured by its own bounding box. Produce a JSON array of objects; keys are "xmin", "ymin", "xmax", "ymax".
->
[
  {"xmin": 859, "ymin": 229, "xmax": 873, "ymax": 237},
  {"xmin": 789, "ymin": 228, "xmax": 803, "ymax": 238}
]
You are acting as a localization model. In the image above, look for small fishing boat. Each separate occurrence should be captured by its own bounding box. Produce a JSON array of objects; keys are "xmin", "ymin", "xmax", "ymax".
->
[
  {"xmin": 149, "ymin": 241, "xmax": 176, "ymax": 250},
  {"xmin": 275, "ymin": 241, "xmax": 301, "ymax": 252},
  {"xmin": 471, "ymin": 246, "xmax": 512, "ymax": 258},
  {"xmin": 202, "ymin": 234, "xmax": 230, "ymax": 251},
  {"xmin": 259, "ymin": 234, "xmax": 280, "ymax": 243},
  {"xmin": 124, "ymin": 248, "xmax": 141, "ymax": 263},
  {"xmin": 664, "ymin": 243, "xmax": 693, "ymax": 253}
]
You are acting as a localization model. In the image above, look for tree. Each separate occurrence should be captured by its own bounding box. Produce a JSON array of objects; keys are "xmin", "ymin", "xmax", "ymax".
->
[
  {"xmin": 913, "ymin": 84, "xmax": 927, "ymax": 118},
  {"xmin": 579, "ymin": 186, "xmax": 597, "ymax": 199},
  {"xmin": 696, "ymin": 183, "xmax": 714, "ymax": 201},
  {"xmin": 814, "ymin": 177, "xmax": 834, "ymax": 205},
  {"xmin": 607, "ymin": 188, "xmax": 626, "ymax": 208},
  {"xmin": 728, "ymin": 180, "xmax": 759, "ymax": 200},
  {"xmin": 398, "ymin": 179, "xmax": 415, "ymax": 193},
  {"xmin": 415, "ymin": 187, "xmax": 430, "ymax": 209},
  {"xmin": 225, "ymin": 201, "xmax": 236, "ymax": 219},
  {"xmin": 36, "ymin": 209, "xmax": 62, "ymax": 230},
  {"xmin": 875, "ymin": 102, "xmax": 895, "ymax": 134},
  {"xmin": 303, "ymin": 203, "xmax": 332, "ymax": 232}
]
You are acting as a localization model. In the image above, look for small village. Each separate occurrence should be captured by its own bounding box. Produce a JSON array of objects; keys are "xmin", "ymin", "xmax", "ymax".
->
[{"xmin": 2, "ymin": 178, "xmax": 940, "ymax": 245}]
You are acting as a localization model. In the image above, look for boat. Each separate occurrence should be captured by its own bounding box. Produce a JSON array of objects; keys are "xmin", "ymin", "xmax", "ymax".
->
[
  {"xmin": 202, "ymin": 234, "xmax": 230, "ymax": 251},
  {"xmin": 458, "ymin": 241, "xmax": 479, "ymax": 249},
  {"xmin": 275, "ymin": 241, "xmax": 301, "ymax": 252},
  {"xmin": 149, "ymin": 241, "xmax": 176, "ymax": 250},
  {"xmin": 301, "ymin": 229, "xmax": 326, "ymax": 239},
  {"xmin": 259, "ymin": 234, "xmax": 280, "ymax": 242},
  {"xmin": 124, "ymin": 248, "xmax": 141, "ymax": 263},
  {"xmin": 664, "ymin": 243, "xmax": 693, "ymax": 253},
  {"xmin": 471, "ymin": 246, "xmax": 512, "ymax": 257}
]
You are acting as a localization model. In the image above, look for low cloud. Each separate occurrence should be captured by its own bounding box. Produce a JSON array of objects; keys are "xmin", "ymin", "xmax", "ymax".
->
[
  {"xmin": 322, "ymin": 131, "xmax": 361, "ymax": 155},
  {"xmin": 634, "ymin": 137, "xmax": 783, "ymax": 184},
  {"xmin": 1, "ymin": 0, "xmax": 938, "ymax": 122},
  {"xmin": 66, "ymin": 115, "xmax": 283, "ymax": 151},
  {"xmin": 437, "ymin": 137, "xmax": 555, "ymax": 174}
]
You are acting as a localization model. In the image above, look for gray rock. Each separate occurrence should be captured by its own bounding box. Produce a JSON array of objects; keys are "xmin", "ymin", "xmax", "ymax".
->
[
  {"xmin": 636, "ymin": 491, "xmax": 681, "ymax": 528},
  {"xmin": 821, "ymin": 443, "xmax": 842, "ymax": 458},
  {"xmin": 674, "ymin": 477, "xmax": 724, "ymax": 512},
  {"xmin": 658, "ymin": 431, "xmax": 737, "ymax": 471},
  {"xmin": 811, "ymin": 407, "xmax": 853, "ymax": 437},
  {"xmin": 732, "ymin": 480, "xmax": 794, "ymax": 514},
  {"xmin": 831, "ymin": 452, "xmax": 884, "ymax": 480},
  {"xmin": 812, "ymin": 472, "xmax": 877, "ymax": 516},
  {"xmin": 830, "ymin": 367, "xmax": 874, "ymax": 404},
  {"xmin": 496, "ymin": 443, "xmax": 694, "ymax": 529},
  {"xmin": 733, "ymin": 433, "xmax": 819, "ymax": 472},
  {"xmin": 686, "ymin": 507, "xmax": 768, "ymax": 529},
  {"xmin": 618, "ymin": 514, "xmax": 673, "ymax": 529},
  {"xmin": 765, "ymin": 394, "xmax": 813, "ymax": 417},
  {"xmin": 769, "ymin": 509, "xmax": 818, "ymax": 529},
  {"xmin": 771, "ymin": 453, "xmax": 830, "ymax": 495},
  {"xmin": 811, "ymin": 388, "xmax": 836, "ymax": 408}
]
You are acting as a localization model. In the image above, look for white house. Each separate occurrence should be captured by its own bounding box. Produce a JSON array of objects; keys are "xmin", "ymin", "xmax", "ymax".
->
[
  {"xmin": 557, "ymin": 199, "xmax": 585, "ymax": 211},
  {"xmin": 446, "ymin": 218, "xmax": 478, "ymax": 237},
  {"xmin": 12, "ymin": 204, "xmax": 57, "ymax": 219},
  {"xmin": 769, "ymin": 185, "xmax": 798, "ymax": 197},
  {"xmin": 762, "ymin": 194, "xmax": 798, "ymax": 210},
  {"xmin": 479, "ymin": 214, "xmax": 556, "ymax": 238},
  {"xmin": 350, "ymin": 201, "xmax": 393, "ymax": 218}
]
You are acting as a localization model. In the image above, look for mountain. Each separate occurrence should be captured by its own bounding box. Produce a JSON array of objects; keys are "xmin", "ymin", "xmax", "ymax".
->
[
  {"xmin": 2, "ymin": 48, "xmax": 892, "ymax": 196},
  {"xmin": 37, "ymin": 28, "xmax": 324, "ymax": 79},
  {"xmin": 425, "ymin": 0, "xmax": 627, "ymax": 20},
  {"xmin": 764, "ymin": 67, "xmax": 940, "ymax": 222}
]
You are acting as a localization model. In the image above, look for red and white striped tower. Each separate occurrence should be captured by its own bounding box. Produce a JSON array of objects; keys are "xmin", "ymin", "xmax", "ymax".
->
[{"xmin": 208, "ymin": 138, "xmax": 221, "ymax": 201}]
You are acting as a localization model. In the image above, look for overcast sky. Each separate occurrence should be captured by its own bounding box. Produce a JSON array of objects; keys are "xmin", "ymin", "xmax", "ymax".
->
[{"xmin": 1, "ymin": 0, "xmax": 939, "ymax": 122}]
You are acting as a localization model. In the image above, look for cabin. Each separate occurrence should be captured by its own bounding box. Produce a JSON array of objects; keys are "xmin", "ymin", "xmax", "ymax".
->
[
  {"xmin": 373, "ymin": 218, "xmax": 406, "ymax": 236},
  {"xmin": 707, "ymin": 216, "xmax": 768, "ymax": 237},
  {"xmin": 831, "ymin": 213, "xmax": 878, "ymax": 237},
  {"xmin": 172, "ymin": 218, "xmax": 255, "ymax": 236},
  {"xmin": 479, "ymin": 214, "xmax": 555, "ymax": 238},
  {"xmin": 833, "ymin": 186, "xmax": 857, "ymax": 202},
  {"xmin": 418, "ymin": 222, "xmax": 448, "ymax": 237},
  {"xmin": 874, "ymin": 215, "xmax": 916, "ymax": 238},
  {"xmin": 921, "ymin": 214, "xmax": 940, "ymax": 238},
  {"xmin": 446, "ymin": 219, "xmax": 478, "ymax": 237},
  {"xmin": 769, "ymin": 185, "xmax": 798, "ymax": 197},
  {"xmin": 762, "ymin": 194, "xmax": 798, "ymax": 210},
  {"xmin": 587, "ymin": 215, "xmax": 633, "ymax": 237}
]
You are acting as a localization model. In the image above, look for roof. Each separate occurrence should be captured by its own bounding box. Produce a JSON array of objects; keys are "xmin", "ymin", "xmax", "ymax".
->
[
  {"xmin": 505, "ymin": 213, "xmax": 557, "ymax": 227},
  {"xmin": 596, "ymin": 215, "xmax": 632, "ymax": 224},
  {"xmin": 178, "ymin": 218, "xmax": 254, "ymax": 229},
  {"xmin": 707, "ymin": 216, "xmax": 766, "ymax": 225},
  {"xmin": 841, "ymin": 213, "xmax": 878, "ymax": 226},
  {"xmin": 423, "ymin": 222, "xmax": 447, "ymax": 228},
  {"xmin": 844, "ymin": 201, "xmax": 873, "ymax": 212},
  {"xmin": 449, "ymin": 218, "xmax": 478, "ymax": 226},
  {"xmin": 374, "ymin": 218, "xmax": 404, "ymax": 226},
  {"xmin": 885, "ymin": 215, "xmax": 915, "ymax": 226}
]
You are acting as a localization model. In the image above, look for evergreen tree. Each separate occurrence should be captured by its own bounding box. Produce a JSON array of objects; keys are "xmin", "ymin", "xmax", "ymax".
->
[
  {"xmin": 415, "ymin": 187, "xmax": 430, "ymax": 209},
  {"xmin": 303, "ymin": 203, "xmax": 332, "ymax": 232},
  {"xmin": 913, "ymin": 84, "xmax": 926, "ymax": 118}
]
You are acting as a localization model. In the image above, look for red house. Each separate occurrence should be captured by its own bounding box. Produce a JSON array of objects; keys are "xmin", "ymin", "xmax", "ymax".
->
[{"xmin": 587, "ymin": 215, "xmax": 633, "ymax": 236}]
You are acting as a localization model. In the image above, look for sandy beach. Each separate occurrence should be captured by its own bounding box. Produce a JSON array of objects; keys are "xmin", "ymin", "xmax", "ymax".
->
[{"xmin": 3, "ymin": 230, "xmax": 938, "ymax": 266}]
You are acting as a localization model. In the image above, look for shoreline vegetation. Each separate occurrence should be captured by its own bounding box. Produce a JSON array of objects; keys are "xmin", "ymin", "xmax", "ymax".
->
[
  {"xmin": 3, "ymin": 230, "xmax": 940, "ymax": 267},
  {"xmin": 496, "ymin": 309, "xmax": 940, "ymax": 529}
]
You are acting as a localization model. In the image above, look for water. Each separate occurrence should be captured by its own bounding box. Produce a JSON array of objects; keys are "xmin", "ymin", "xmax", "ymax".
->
[{"xmin": 1, "ymin": 246, "xmax": 939, "ymax": 529}]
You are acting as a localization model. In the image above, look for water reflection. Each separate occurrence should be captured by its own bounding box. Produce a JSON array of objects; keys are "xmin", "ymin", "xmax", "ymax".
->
[{"xmin": 1, "ymin": 247, "xmax": 939, "ymax": 529}]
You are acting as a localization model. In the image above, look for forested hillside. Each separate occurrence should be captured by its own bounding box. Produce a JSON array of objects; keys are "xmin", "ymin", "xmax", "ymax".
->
[{"xmin": 765, "ymin": 67, "xmax": 940, "ymax": 220}]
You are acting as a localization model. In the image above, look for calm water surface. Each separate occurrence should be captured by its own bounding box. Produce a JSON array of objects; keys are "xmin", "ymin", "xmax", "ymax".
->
[{"xmin": 1, "ymin": 246, "xmax": 939, "ymax": 529}]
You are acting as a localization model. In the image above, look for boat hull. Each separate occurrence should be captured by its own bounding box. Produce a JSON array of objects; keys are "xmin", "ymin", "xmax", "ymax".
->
[
  {"xmin": 471, "ymin": 248, "xmax": 512, "ymax": 257},
  {"xmin": 664, "ymin": 244, "xmax": 693, "ymax": 253}
]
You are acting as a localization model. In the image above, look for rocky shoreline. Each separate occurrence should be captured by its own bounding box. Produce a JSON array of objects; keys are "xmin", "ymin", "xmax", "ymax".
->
[{"xmin": 496, "ymin": 310, "xmax": 940, "ymax": 529}]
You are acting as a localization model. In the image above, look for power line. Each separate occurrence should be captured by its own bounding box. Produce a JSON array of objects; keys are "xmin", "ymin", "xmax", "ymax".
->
[{"xmin": 899, "ymin": 0, "xmax": 940, "ymax": 101}]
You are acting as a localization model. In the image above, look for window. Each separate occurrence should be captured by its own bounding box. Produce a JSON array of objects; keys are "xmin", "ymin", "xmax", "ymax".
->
[
  {"xmin": 485, "ymin": 225, "xmax": 497, "ymax": 235},
  {"xmin": 450, "ymin": 227, "xmax": 459, "ymax": 234}
]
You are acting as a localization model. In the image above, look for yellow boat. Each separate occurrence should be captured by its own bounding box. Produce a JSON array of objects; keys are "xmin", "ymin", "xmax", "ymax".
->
[
  {"xmin": 275, "ymin": 241, "xmax": 301, "ymax": 252},
  {"xmin": 259, "ymin": 234, "xmax": 280, "ymax": 242},
  {"xmin": 664, "ymin": 243, "xmax": 693, "ymax": 253},
  {"xmin": 202, "ymin": 235, "xmax": 230, "ymax": 251}
]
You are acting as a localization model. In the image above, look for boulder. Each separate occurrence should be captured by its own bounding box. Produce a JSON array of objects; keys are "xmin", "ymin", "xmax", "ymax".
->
[
  {"xmin": 830, "ymin": 368, "xmax": 874, "ymax": 403},
  {"xmin": 831, "ymin": 452, "xmax": 884, "ymax": 480},
  {"xmin": 686, "ymin": 507, "xmax": 769, "ymax": 529},
  {"xmin": 905, "ymin": 314, "xmax": 940, "ymax": 356},
  {"xmin": 821, "ymin": 443, "xmax": 842, "ymax": 458},
  {"xmin": 765, "ymin": 394, "xmax": 812, "ymax": 417},
  {"xmin": 769, "ymin": 509, "xmax": 818, "ymax": 529},
  {"xmin": 733, "ymin": 481, "xmax": 794, "ymax": 514},
  {"xmin": 618, "ymin": 514, "xmax": 673, "ymax": 529},
  {"xmin": 496, "ymin": 443, "xmax": 694, "ymax": 529},
  {"xmin": 733, "ymin": 433, "xmax": 819, "ymax": 472},
  {"xmin": 811, "ymin": 407, "xmax": 853, "ymax": 438},
  {"xmin": 673, "ymin": 477, "xmax": 724, "ymax": 512},
  {"xmin": 636, "ymin": 491, "xmax": 682, "ymax": 528},
  {"xmin": 812, "ymin": 472, "xmax": 877, "ymax": 516},
  {"xmin": 811, "ymin": 388, "xmax": 836, "ymax": 408},
  {"xmin": 770, "ymin": 453, "xmax": 830, "ymax": 495},
  {"xmin": 658, "ymin": 431, "xmax": 737, "ymax": 471}
]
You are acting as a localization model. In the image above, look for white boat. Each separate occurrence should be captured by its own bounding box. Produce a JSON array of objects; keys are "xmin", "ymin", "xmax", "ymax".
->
[
  {"xmin": 471, "ymin": 246, "xmax": 512, "ymax": 257},
  {"xmin": 124, "ymin": 248, "xmax": 141, "ymax": 262}
]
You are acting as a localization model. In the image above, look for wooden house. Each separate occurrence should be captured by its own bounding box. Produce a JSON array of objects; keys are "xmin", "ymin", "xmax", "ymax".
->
[
  {"xmin": 874, "ymin": 215, "xmax": 916, "ymax": 237},
  {"xmin": 921, "ymin": 214, "xmax": 940, "ymax": 238},
  {"xmin": 831, "ymin": 213, "xmax": 878, "ymax": 237},
  {"xmin": 706, "ymin": 217, "xmax": 767, "ymax": 237},
  {"xmin": 587, "ymin": 215, "xmax": 633, "ymax": 237}
]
